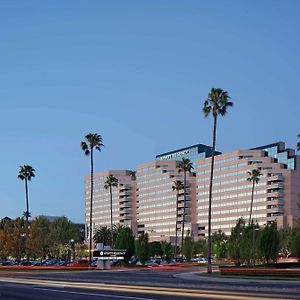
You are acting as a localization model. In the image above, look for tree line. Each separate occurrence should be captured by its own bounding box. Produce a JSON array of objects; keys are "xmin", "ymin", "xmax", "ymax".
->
[{"xmin": 0, "ymin": 216, "xmax": 82, "ymax": 261}]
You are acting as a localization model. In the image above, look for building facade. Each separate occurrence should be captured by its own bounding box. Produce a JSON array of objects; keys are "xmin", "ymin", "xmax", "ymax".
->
[
  {"xmin": 136, "ymin": 160, "xmax": 197, "ymax": 242},
  {"xmin": 84, "ymin": 142, "xmax": 300, "ymax": 242},
  {"xmin": 84, "ymin": 170, "xmax": 137, "ymax": 239}
]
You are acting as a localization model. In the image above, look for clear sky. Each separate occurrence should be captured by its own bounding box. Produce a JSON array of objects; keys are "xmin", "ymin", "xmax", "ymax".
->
[{"xmin": 0, "ymin": 1, "xmax": 299, "ymax": 223}]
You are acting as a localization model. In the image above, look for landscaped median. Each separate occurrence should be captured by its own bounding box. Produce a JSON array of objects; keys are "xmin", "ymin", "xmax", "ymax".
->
[
  {"xmin": 0, "ymin": 266, "xmax": 94, "ymax": 271},
  {"xmin": 219, "ymin": 266, "xmax": 300, "ymax": 277}
]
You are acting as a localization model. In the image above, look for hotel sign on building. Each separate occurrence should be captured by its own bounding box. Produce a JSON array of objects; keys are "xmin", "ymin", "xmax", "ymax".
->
[{"xmin": 158, "ymin": 150, "xmax": 190, "ymax": 160}]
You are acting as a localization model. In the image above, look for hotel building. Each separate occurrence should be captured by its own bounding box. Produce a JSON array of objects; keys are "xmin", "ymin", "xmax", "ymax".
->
[
  {"xmin": 84, "ymin": 170, "xmax": 137, "ymax": 239},
  {"xmin": 84, "ymin": 142, "xmax": 300, "ymax": 241}
]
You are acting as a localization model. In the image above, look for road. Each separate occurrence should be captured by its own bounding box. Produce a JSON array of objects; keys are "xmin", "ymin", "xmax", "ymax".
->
[{"xmin": 0, "ymin": 268, "xmax": 299, "ymax": 299}]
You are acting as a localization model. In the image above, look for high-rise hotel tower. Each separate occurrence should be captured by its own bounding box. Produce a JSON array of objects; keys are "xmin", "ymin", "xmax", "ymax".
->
[{"xmin": 84, "ymin": 142, "xmax": 300, "ymax": 241}]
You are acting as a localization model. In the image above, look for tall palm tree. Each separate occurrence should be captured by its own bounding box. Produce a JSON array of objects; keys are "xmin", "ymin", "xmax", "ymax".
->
[
  {"xmin": 18, "ymin": 164, "xmax": 35, "ymax": 261},
  {"xmin": 203, "ymin": 87, "xmax": 233, "ymax": 273},
  {"xmin": 81, "ymin": 133, "xmax": 104, "ymax": 265},
  {"xmin": 104, "ymin": 174, "xmax": 119, "ymax": 248},
  {"xmin": 297, "ymin": 134, "xmax": 300, "ymax": 151},
  {"xmin": 247, "ymin": 169, "xmax": 262, "ymax": 225},
  {"xmin": 177, "ymin": 158, "xmax": 194, "ymax": 257},
  {"xmin": 172, "ymin": 180, "xmax": 184, "ymax": 258}
]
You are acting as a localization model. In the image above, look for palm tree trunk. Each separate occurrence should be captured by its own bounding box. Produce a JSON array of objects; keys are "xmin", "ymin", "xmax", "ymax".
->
[
  {"xmin": 181, "ymin": 171, "xmax": 186, "ymax": 258},
  {"xmin": 25, "ymin": 178, "xmax": 29, "ymax": 262},
  {"xmin": 175, "ymin": 192, "xmax": 179, "ymax": 258},
  {"xmin": 89, "ymin": 149, "xmax": 94, "ymax": 266},
  {"xmin": 110, "ymin": 185, "xmax": 114, "ymax": 248},
  {"xmin": 249, "ymin": 180, "xmax": 255, "ymax": 225},
  {"xmin": 207, "ymin": 114, "xmax": 217, "ymax": 274}
]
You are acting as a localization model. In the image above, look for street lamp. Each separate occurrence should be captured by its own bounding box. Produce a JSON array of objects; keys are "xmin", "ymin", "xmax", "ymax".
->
[
  {"xmin": 70, "ymin": 239, "xmax": 75, "ymax": 261},
  {"xmin": 252, "ymin": 227, "xmax": 259, "ymax": 266}
]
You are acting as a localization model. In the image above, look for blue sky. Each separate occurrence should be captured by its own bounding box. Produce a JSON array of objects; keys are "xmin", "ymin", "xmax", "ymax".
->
[{"xmin": 0, "ymin": 1, "xmax": 299, "ymax": 223}]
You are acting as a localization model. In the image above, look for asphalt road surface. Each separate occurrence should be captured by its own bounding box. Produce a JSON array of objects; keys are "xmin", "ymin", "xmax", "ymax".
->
[{"xmin": 0, "ymin": 269, "xmax": 299, "ymax": 300}]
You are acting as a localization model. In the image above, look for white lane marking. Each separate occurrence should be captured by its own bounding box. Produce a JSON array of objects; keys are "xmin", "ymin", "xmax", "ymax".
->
[{"xmin": 35, "ymin": 287, "xmax": 157, "ymax": 300}]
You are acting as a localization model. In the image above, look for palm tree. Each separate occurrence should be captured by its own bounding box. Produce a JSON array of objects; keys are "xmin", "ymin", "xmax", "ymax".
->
[
  {"xmin": 18, "ymin": 164, "xmax": 35, "ymax": 261},
  {"xmin": 104, "ymin": 174, "xmax": 119, "ymax": 248},
  {"xmin": 297, "ymin": 134, "xmax": 300, "ymax": 151},
  {"xmin": 172, "ymin": 180, "xmax": 184, "ymax": 258},
  {"xmin": 203, "ymin": 87, "xmax": 233, "ymax": 273},
  {"xmin": 93, "ymin": 226, "xmax": 111, "ymax": 246},
  {"xmin": 177, "ymin": 158, "xmax": 194, "ymax": 257},
  {"xmin": 81, "ymin": 133, "xmax": 104, "ymax": 265},
  {"xmin": 247, "ymin": 169, "xmax": 262, "ymax": 225}
]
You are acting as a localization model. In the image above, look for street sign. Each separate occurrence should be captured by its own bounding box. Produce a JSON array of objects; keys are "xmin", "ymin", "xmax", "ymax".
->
[{"xmin": 93, "ymin": 249, "xmax": 126, "ymax": 260}]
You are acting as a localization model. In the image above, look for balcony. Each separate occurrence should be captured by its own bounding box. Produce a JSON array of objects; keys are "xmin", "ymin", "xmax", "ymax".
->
[
  {"xmin": 119, "ymin": 201, "xmax": 132, "ymax": 209},
  {"xmin": 178, "ymin": 201, "xmax": 190, "ymax": 209},
  {"xmin": 267, "ymin": 182, "xmax": 284, "ymax": 190}
]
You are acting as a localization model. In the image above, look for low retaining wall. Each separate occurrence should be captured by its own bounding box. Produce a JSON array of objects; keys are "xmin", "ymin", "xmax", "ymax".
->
[{"xmin": 219, "ymin": 267, "xmax": 300, "ymax": 277}]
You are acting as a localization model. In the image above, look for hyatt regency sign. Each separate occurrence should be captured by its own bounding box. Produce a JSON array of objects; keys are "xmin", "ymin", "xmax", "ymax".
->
[
  {"xmin": 158, "ymin": 150, "xmax": 189, "ymax": 160},
  {"xmin": 93, "ymin": 249, "xmax": 126, "ymax": 260}
]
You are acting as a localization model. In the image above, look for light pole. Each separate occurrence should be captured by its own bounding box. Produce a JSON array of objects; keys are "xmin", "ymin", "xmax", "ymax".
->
[
  {"xmin": 252, "ymin": 227, "xmax": 259, "ymax": 266},
  {"xmin": 70, "ymin": 239, "xmax": 75, "ymax": 261}
]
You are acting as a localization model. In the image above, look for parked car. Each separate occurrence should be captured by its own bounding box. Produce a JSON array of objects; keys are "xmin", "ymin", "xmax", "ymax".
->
[{"xmin": 68, "ymin": 259, "xmax": 89, "ymax": 267}]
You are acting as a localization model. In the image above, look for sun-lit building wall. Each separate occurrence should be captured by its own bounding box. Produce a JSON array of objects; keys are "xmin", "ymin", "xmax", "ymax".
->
[
  {"xmin": 136, "ymin": 160, "xmax": 197, "ymax": 242},
  {"xmin": 84, "ymin": 170, "xmax": 136, "ymax": 240},
  {"xmin": 196, "ymin": 143, "xmax": 300, "ymax": 236}
]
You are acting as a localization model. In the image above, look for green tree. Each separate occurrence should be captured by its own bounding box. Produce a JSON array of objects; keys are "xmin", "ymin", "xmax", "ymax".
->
[
  {"xmin": 203, "ymin": 88, "xmax": 233, "ymax": 273},
  {"xmin": 161, "ymin": 241, "xmax": 173, "ymax": 260},
  {"xmin": 0, "ymin": 218, "xmax": 13, "ymax": 260},
  {"xmin": 212, "ymin": 230, "xmax": 227, "ymax": 259},
  {"xmin": 278, "ymin": 227, "xmax": 293, "ymax": 258},
  {"xmin": 172, "ymin": 180, "xmax": 184, "ymax": 258},
  {"xmin": 247, "ymin": 169, "xmax": 262, "ymax": 225},
  {"xmin": 115, "ymin": 227, "xmax": 135, "ymax": 263},
  {"xmin": 193, "ymin": 239, "xmax": 207, "ymax": 257},
  {"xmin": 240, "ymin": 223, "xmax": 258, "ymax": 266},
  {"xmin": 149, "ymin": 241, "xmax": 163, "ymax": 257},
  {"xmin": 135, "ymin": 233, "xmax": 149, "ymax": 264},
  {"xmin": 291, "ymin": 228, "xmax": 300, "ymax": 260},
  {"xmin": 18, "ymin": 164, "xmax": 35, "ymax": 261},
  {"xmin": 104, "ymin": 175, "xmax": 119, "ymax": 247},
  {"xmin": 228, "ymin": 218, "xmax": 245, "ymax": 266},
  {"xmin": 81, "ymin": 133, "xmax": 104, "ymax": 264},
  {"xmin": 183, "ymin": 230, "xmax": 193, "ymax": 261},
  {"xmin": 10, "ymin": 217, "xmax": 25, "ymax": 260},
  {"xmin": 93, "ymin": 226, "xmax": 111, "ymax": 246},
  {"xmin": 48, "ymin": 217, "xmax": 80, "ymax": 259},
  {"xmin": 28, "ymin": 217, "xmax": 50, "ymax": 260},
  {"xmin": 177, "ymin": 158, "xmax": 193, "ymax": 257},
  {"xmin": 258, "ymin": 222, "xmax": 279, "ymax": 265}
]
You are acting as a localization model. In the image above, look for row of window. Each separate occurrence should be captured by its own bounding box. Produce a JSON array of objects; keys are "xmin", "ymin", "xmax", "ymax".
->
[
  {"xmin": 196, "ymin": 156, "xmax": 238, "ymax": 168},
  {"xmin": 138, "ymin": 188, "xmax": 175, "ymax": 198},
  {"xmin": 136, "ymin": 170, "xmax": 164, "ymax": 179},
  {"xmin": 197, "ymin": 170, "xmax": 248, "ymax": 182},
  {"xmin": 197, "ymin": 189, "xmax": 266, "ymax": 202},
  {"xmin": 138, "ymin": 200, "xmax": 175, "ymax": 210},
  {"xmin": 197, "ymin": 182, "xmax": 265, "ymax": 196},
  {"xmin": 197, "ymin": 162, "xmax": 248, "ymax": 175},
  {"xmin": 138, "ymin": 214, "xmax": 175, "ymax": 222},
  {"xmin": 197, "ymin": 197, "xmax": 269, "ymax": 209},
  {"xmin": 137, "ymin": 175, "xmax": 170, "ymax": 185},
  {"xmin": 138, "ymin": 194, "xmax": 174, "ymax": 204},
  {"xmin": 199, "ymin": 213, "xmax": 267, "ymax": 224},
  {"xmin": 138, "ymin": 207, "xmax": 175, "ymax": 216},
  {"xmin": 143, "ymin": 221, "xmax": 176, "ymax": 227},
  {"xmin": 138, "ymin": 182, "xmax": 172, "ymax": 191},
  {"xmin": 197, "ymin": 205, "xmax": 266, "ymax": 216},
  {"xmin": 197, "ymin": 177, "xmax": 247, "ymax": 189},
  {"xmin": 136, "ymin": 166, "xmax": 156, "ymax": 173}
]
